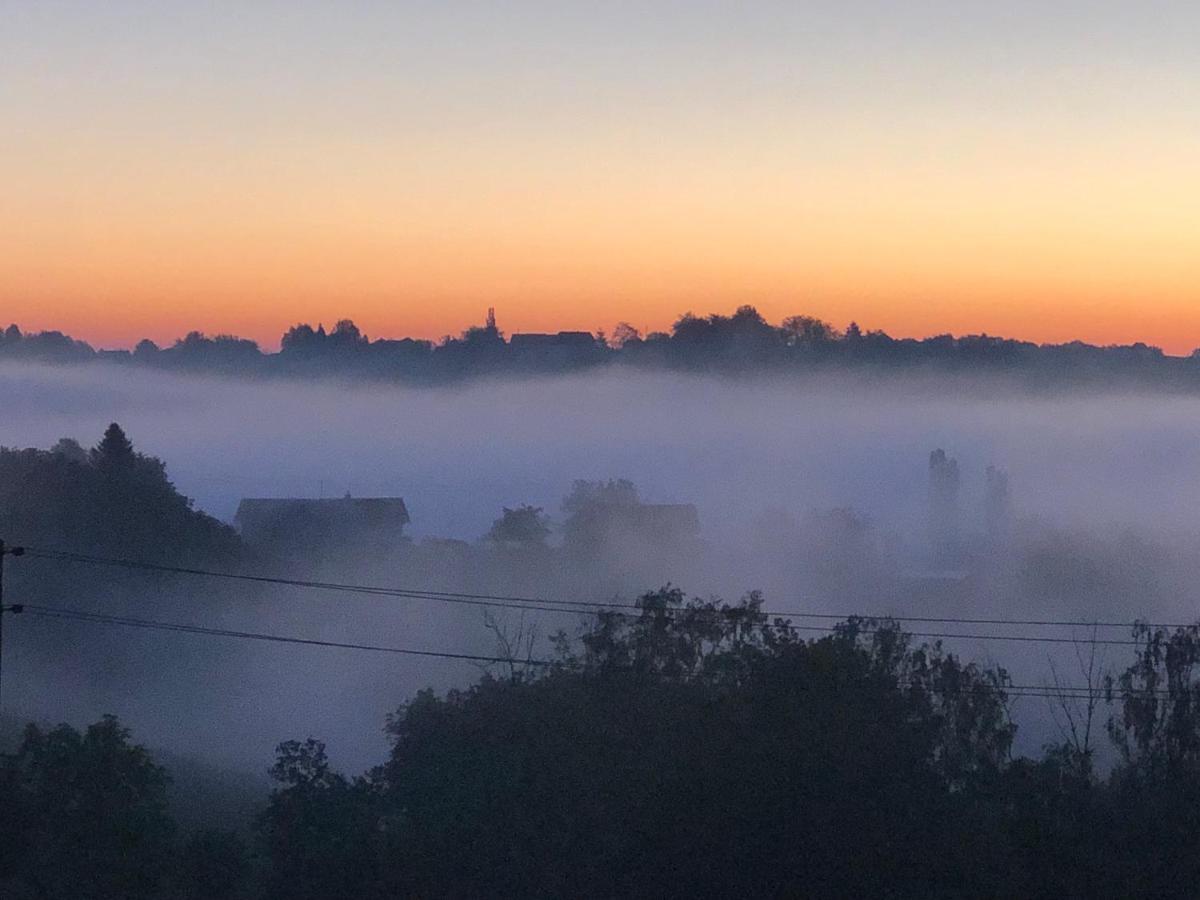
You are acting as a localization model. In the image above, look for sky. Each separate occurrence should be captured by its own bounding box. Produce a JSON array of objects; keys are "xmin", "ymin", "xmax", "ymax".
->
[{"xmin": 3, "ymin": 1, "xmax": 1199, "ymax": 352}]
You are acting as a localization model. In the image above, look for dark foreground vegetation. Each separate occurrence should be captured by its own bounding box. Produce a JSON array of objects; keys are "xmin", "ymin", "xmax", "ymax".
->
[
  {"xmin": 5, "ymin": 590, "xmax": 1200, "ymax": 898},
  {"xmin": 2, "ymin": 305, "xmax": 1196, "ymax": 388}
]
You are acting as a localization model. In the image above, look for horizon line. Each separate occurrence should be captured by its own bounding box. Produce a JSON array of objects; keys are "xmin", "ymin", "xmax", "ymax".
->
[{"xmin": 4, "ymin": 307, "xmax": 1195, "ymax": 359}]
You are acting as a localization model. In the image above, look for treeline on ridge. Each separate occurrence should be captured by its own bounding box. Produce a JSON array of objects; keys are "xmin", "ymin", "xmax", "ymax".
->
[{"xmin": 0, "ymin": 307, "xmax": 1191, "ymax": 387}]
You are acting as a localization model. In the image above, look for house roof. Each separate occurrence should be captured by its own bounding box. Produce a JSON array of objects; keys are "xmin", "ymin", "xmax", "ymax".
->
[
  {"xmin": 510, "ymin": 331, "xmax": 596, "ymax": 347},
  {"xmin": 235, "ymin": 497, "xmax": 410, "ymax": 527}
]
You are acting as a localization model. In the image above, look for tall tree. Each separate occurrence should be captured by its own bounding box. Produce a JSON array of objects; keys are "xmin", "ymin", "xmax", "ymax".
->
[{"xmin": 91, "ymin": 422, "xmax": 136, "ymax": 475}]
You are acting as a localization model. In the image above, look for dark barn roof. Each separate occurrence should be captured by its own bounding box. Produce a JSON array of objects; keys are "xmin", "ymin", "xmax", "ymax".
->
[
  {"xmin": 509, "ymin": 331, "xmax": 596, "ymax": 348},
  {"xmin": 235, "ymin": 496, "xmax": 410, "ymax": 546}
]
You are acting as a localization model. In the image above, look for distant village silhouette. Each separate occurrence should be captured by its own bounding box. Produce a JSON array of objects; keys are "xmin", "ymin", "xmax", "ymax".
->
[{"xmin": 0, "ymin": 306, "xmax": 1189, "ymax": 386}]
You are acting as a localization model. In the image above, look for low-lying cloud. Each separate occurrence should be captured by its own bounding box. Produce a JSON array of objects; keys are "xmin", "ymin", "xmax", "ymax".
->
[{"xmin": 5, "ymin": 361, "xmax": 1200, "ymax": 772}]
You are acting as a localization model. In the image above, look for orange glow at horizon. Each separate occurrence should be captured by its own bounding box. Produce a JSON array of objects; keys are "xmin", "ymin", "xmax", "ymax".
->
[
  {"xmin": 8, "ymin": 284, "xmax": 1200, "ymax": 356},
  {"xmin": 4, "ymin": 6, "xmax": 1200, "ymax": 355},
  {"xmin": 5, "ymin": 155, "xmax": 1199, "ymax": 353}
]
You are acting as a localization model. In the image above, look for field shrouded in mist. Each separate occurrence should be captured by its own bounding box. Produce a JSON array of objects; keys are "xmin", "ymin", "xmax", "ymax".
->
[{"xmin": 4, "ymin": 360, "xmax": 1200, "ymax": 771}]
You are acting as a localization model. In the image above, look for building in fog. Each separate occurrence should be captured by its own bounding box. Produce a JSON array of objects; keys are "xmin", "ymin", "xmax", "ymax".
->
[
  {"xmin": 508, "ymin": 331, "xmax": 601, "ymax": 368},
  {"xmin": 235, "ymin": 495, "xmax": 410, "ymax": 554},
  {"xmin": 984, "ymin": 465, "xmax": 1012, "ymax": 541},
  {"xmin": 509, "ymin": 331, "xmax": 596, "ymax": 349},
  {"xmin": 565, "ymin": 501, "xmax": 700, "ymax": 553},
  {"xmin": 927, "ymin": 449, "xmax": 961, "ymax": 564}
]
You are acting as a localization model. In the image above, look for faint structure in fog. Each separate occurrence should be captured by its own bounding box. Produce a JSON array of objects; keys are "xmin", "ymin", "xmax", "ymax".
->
[
  {"xmin": 562, "ymin": 479, "xmax": 701, "ymax": 556},
  {"xmin": 984, "ymin": 465, "xmax": 1012, "ymax": 542},
  {"xmin": 571, "ymin": 502, "xmax": 699, "ymax": 550},
  {"xmin": 235, "ymin": 495, "xmax": 410, "ymax": 557},
  {"xmin": 928, "ymin": 449, "xmax": 961, "ymax": 565}
]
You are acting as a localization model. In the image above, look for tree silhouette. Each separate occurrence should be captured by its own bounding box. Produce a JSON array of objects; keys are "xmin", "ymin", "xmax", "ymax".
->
[
  {"xmin": 257, "ymin": 590, "xmax": 1019, "ymax": 897},
  {"xmin": 485, "ymin": 504, "xmax": 551, "ymax": 547},
  {"xmin": 91, "ymin": 422, "xmax": 136, "ymax": 474},
  {"xmin": 0, "ymin": 716, "xmax": 175, "ymax": 899}
]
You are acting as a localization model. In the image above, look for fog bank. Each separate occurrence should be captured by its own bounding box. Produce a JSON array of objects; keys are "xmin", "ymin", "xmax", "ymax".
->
[{"xmin": 4, "ymin": 361, "xmax": 1200, "ymax": 772}]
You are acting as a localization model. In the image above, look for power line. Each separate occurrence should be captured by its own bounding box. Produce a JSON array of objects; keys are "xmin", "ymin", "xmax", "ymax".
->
[
  {"xmin": 10, "ymin": 580, "xmax": 1159, "ymax": 658},
  {"xmin": 23, "ymin": 546, "xmax": 1191, "ymax": 633},
  {"xmin": 16, "ymin": 548, "xmax": 1176, "ymax": 647},
  {"xmin": 19, "ymin": 604, "xmax": 554, "ymax": 667},
  {"xmin": 20, "ymin": 552, "xmax": 1153, "ymax": 648},
  {"xmin": 0, "ymin": 541, "xmax": 27, "ymax": 715},
  {"xmin": 727, "ymin": 622, "xmax": 1147, "ymax": 647},
  {"xmin": 16, "ymin": 603, "xmax": 1144, "ymax": 698},
  {"xmin": 23, "ymin": 548, "xmax": 601, "ymax": 616}
]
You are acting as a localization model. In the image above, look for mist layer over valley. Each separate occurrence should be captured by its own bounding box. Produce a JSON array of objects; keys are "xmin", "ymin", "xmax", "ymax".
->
[{"xmin": 4, "ymin": 360, "xmax": 1200, "ymax": 777}]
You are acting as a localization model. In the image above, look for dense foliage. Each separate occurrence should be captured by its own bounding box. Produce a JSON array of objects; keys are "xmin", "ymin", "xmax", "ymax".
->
[
  {"xmin": 0, "ymin": 716, "xmax": 245, "ymax": 900},
  {"xmin": 179, "ymin": 592, "xmax": 1200, "ymax": 896},
  {"xmin": 10, "ymin": 590, "xmax": 1200, "ymax": 896},
  {"xmin": 0, "ymin": 423, "xmax": 239, "ymax": 568}
]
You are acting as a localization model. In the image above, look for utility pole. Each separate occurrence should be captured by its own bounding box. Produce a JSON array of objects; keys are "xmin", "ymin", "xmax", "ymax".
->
[{"xmin": 0, "ymin": 540, "xmax": 26, "ymax": 717}]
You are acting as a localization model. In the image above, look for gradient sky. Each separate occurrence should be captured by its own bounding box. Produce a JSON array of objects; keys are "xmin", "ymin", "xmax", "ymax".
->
[{"xmin": 3, "ymin": 1, "xmax": 1199, "ymax": 351}]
